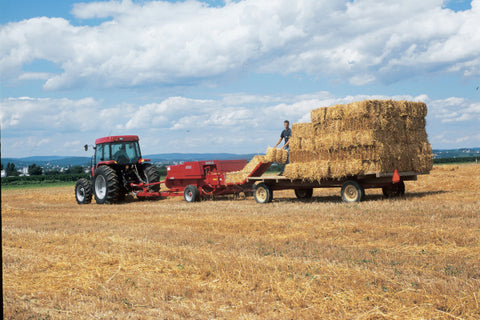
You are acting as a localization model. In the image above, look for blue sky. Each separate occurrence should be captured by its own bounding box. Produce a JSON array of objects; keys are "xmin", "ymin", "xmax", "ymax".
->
[{"xmin": 1, "ymin": 0, "xmax": 479, "ymax": 157}]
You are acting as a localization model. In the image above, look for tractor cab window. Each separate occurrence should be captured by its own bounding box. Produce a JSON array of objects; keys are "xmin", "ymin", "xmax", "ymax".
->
[
  {"xmin": 95, "ymin": 144, "xmax": 105, "ymax": 164},
  {"xmin": 111, "ymin": 142, "xmax": 140, "ymax": 164}
]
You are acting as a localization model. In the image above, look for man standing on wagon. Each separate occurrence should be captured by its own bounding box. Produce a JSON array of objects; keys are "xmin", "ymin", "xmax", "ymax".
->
[{"xmin": 274, "ymin": 120, "xmax": 291, "ymax": 174}]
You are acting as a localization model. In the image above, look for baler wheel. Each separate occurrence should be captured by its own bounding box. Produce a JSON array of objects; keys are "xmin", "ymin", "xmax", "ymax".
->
[
  {"xmin": 142, "ymin": 164, "xmax": 160, "ymax": 192},
  {"xmin": 184, "ymin": 185, "xmax": 200, "ymax": 202},
  {"xmin": 254, "ymin": 183, "xmax": 273, "ymax": 204},
  {"xmin": 75, "ymin": 178, "xmax": 92, "ymax": 204},
  {"xmin": 341, "ymin": 180, "xmax": 365, "ymax": 203},
  {"xmin": 94, "ymin": 166, "xmax": 121, "ymax": 204}
]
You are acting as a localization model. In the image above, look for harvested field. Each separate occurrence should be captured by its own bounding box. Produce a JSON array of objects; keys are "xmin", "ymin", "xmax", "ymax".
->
[{"xmin": 2, "ymin": 163, "xmax": 480, "ymax": 319}]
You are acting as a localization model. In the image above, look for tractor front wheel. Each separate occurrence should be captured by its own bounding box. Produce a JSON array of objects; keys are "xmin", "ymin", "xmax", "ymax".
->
[
  {"xmin": 184, "ymin": 185, "xmax": 200, "ymax": 202},
  {"xmin": 94, "ymin": 166, "xmax": 121, "ymax": 204},
  {"xmin": 75, "ymin": 178, "xmax": 92, "ymax": 204}
]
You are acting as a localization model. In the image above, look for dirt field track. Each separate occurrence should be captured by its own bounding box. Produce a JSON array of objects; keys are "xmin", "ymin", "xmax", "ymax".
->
[{"xmin": 2, "ymin": 164, "xmax": 480, "ymax": 319}]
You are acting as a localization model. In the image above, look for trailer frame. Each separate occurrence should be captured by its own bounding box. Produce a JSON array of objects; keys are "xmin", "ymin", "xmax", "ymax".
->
[{"xmin": 247, "ymin": 171, "xmax": 428, "ymax": 203}]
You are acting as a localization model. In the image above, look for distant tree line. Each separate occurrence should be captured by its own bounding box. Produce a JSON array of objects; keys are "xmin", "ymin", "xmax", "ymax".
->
[
  {"xmin": 433, "ymin": 157, "xmax": 478, "ymax": 164},
  {"xmin": 1, "ymin": 163, "xmax": 88, "ymax": 177},
  {"xmin": 2, "ymin": 173, "xmax": 89, "ymax": 186}
]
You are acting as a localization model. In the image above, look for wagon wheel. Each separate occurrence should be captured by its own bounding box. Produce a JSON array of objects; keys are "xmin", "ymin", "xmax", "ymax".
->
[
  {"xmin": 254, "ymin": 183, "xmax": 273, "ymax": 204},
  {"xmin": 294, "ymin": 188, "xmax": 313, "ymax": 199},
  {"xmin": 382, "ymin": 181, "xmax": 405, "ymax": 198},
  {"xmin": 341, "ymin": 180, "xmax": 365, "ymax": 203}
]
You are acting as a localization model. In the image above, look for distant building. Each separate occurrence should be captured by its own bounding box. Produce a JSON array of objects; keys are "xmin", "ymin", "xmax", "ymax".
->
[
  {"xmin": 1, "ymin": 170, "xmax": 5, "ymax": 178},
  {"xmin": 19, "ymin": 167, "xmax": 29, "ymax": 177}
]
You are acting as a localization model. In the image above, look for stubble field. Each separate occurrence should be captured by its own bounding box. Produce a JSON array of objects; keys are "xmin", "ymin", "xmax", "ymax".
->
[{"xmin": 2, "ymin": 164, "xmax": 480, "ymax": 319}]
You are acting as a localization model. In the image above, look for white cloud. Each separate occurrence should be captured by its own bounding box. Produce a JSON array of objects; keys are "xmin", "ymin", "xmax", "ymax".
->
[
  {"xmin": 429, "ymin": 97, "xmax": 480, "ymax": 122},
  {"xmin": 1, "ymin": 0, "xmax": 479, "ymax": 89},
  {"xmin": 0, "ymin": 96, "xmax": 128, "ymax": 133},
  {"xmin": 4, "ymin": 92, "xmax": 478, "ymax": 157}
]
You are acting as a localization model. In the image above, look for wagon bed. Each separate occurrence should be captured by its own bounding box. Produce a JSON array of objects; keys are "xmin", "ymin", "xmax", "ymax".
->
[{"xmin": 247, "ymin": 171, "xmax": 429, "ymax": 203}]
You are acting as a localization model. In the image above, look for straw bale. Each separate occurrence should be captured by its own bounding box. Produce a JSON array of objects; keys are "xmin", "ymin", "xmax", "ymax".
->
[
  {"xmin": 411, "ymin": 142, "xmax": 433, "ymax": 172},
  {"xmin": 288, "ymin": 99, "xmax": 432, "ymax": 179},
  {"xmin": 313, "ymin": 117, "xmax": 383, "ymax": 133},
  {"xmin": 315, "ymin": 146, "xmax": 381, "ymax": 162},
  {"xmin": 289, "ymin": 150, "xmax": 318, "ymax": 163},
  {"xmin": 301, "ymin": 138, "xmax": 316, "ymax": 151},
  {"xmin": 289, "ymin": 136, "xmax": 302, "ymax": 149},
  {"xmin": 265, "ymin": 147, "xmax": 277, "ymax": 163},
  {"xmin": 329, "ymin": 159, "xmax": 364, "ymax": 179},
  {"xmin": 310, "ymin": 107, "xmax": 326, "ymax": 124},
  {"xmin": 314, "ymin": 131, "xmax": 377, "ymax": 149},
  {"xmin": 326, "ymin": 104, "xmax": 345, "ymax": 119},
  {"xmin": 243, "ymin": 155, "xmax": 265, "ymax": 172},
  {"xmin": 311, "ymin": 100, "xmax": 427, "ymax": 126},
  {"xmin": 406, "ymin": 129, "xmax": 428, "ymax": 144},
  {"xmin": 283, "ymin": 161, "xmax": 330, "ymax": 182},
  {"xmin": 291, "ymin": 123, "xmax": 314, "ymax": 137},
  {"xmin": 276, "ymin": 149, "xmax": 289, "ymax": 164},
  {"xmin": 225, "ymin": 155, "xmax": 266, "ymax": 184},
  {"xmin": 225, "ymin": 172, "xmax": 247, "ymax": 184},
  {"xmin": 406, "ymin": 117, "xmax": 426, "ymax": 130}
]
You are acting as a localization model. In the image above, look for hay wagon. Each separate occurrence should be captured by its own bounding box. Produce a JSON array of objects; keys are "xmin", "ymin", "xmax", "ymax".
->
[
  {"xmin": 248, "ymin": 99, "xmax": 433, "ymax": 204},
  {"xmin": 247, "ymin": 170, "xmax": 426, "ymax": 204}
]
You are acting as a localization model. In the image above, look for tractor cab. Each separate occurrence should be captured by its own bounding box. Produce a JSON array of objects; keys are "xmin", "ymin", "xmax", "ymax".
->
[{"xmin": 94, "ymin": 135, "xmax": 142, "ymax": 166}]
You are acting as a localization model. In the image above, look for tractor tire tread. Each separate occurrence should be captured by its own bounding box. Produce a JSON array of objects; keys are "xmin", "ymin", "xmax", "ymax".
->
[{"xmin": 94, "ymin": 166, "xmax": 122, "ymax": 204}]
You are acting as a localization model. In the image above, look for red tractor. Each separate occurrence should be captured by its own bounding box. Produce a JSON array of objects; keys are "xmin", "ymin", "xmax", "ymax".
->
[{"xmin": 75, "ymin": 135, "xmax": 160, "ymax": 204}]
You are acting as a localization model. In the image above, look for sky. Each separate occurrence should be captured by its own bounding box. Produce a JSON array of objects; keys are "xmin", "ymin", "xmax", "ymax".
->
[{"xmin": 1, "ymin": 0, "xmax": 479, "ymax": 158}]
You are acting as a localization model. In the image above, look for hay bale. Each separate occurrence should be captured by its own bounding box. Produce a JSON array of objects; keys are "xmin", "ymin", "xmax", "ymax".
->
[
  {"xmin": 288, "ymin": 99, "xmax": 432, "ymax": 179},
  {"xmin": 265, "ymin": 148, "xmax": 288, "ymax": 164},
  {"xmin": 276, "ymin": 149, "xmax": 289, "ymax": 164},
  {"xmin": 225, "ymin": 155, "xmax": 266, "ymax": 184},
  {"xmin": 289, "ymin": 136, "xmax": 302, "ymax": 150},
  {"xmin": 243, "ymin": 155, "xmax": 266, "ymax": 173},
  {"xmin": 301, "ymin": 137, "xmax": 316, "ymax": 151},
  {"xmin": 289, "ymin": 150, "xmax": 318, "ymax": 163},
  {"xmin": 224, "ymin": 172, "xmax": 247, "ymax": 184},
  {"xmin": 329, "ymin": 159, "xmax": 364, "ymax": 179},
  {"xmin": 265, "ymin": 147, "xmax": 277, "ymax": 163},
  {"xmin": 292, "ymin": 123, "xmax": 314, "ymax": 136},
  {"xmin": 283, "ymin": 161, "xmax": 330, "ymax": 182}
]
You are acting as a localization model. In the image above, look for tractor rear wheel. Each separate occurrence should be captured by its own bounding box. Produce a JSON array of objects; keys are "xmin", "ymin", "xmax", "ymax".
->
[
  {"xmin": 94, "ymin": 166, "xmax": 121, "ymax": 204},
  {"xmin": 184, "ymin": 185, "xmax": 200, "ymax": 202},
  {"xmin": 142, "ymin": 164, "xmax": 160, "ymax": 192},
  {"xmin": 294, "ymin": 188, "xmax": 313, "ymax": 199},
  {"xmin": 75, "ymin": 178, "xmax": 92, "ymax": 204}
]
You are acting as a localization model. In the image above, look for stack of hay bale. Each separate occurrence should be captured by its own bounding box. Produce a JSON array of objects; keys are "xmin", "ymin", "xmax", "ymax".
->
[
  {"xmin": 225, "ymin": 148, "xmax": 289, "ymax": 184},
  {"xmin": 284, "ymin": 100, "xmax": 433, "ymax": 181}
]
